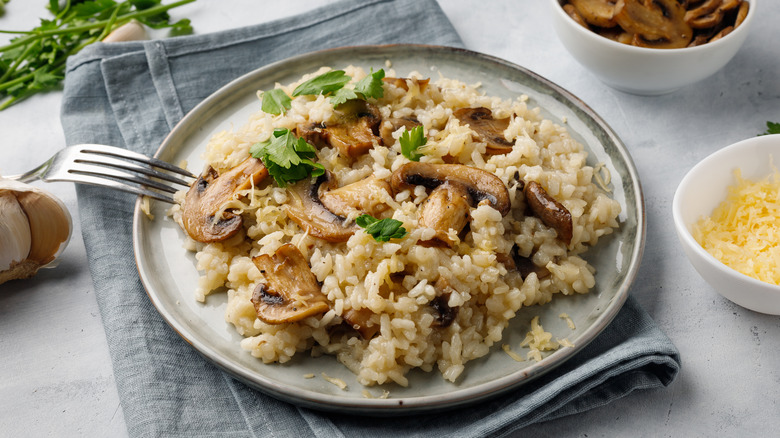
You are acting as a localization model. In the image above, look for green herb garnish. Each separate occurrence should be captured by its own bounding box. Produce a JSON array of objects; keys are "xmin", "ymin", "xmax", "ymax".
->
[
  {"xmin": 399, "ymin": 125, "xmax": 427, "ymax": 161},
  {"xmin": 356, "ymin": 214, "xmax": 408, "ymax": 242},
  {"xmin": 759, "ymin": 121, "xmax": 780, "ymax": 136},
  {"xmin": 292, "ymin": 70, "xmax": 351, "ymax": 97},
  {"xmin": 261, "ymin": 88, "xmax": 292, "ymax": 115},
  {"xmin": 0, "ymin": 0, "xmax": 195, "ymax": 111},
  {"xmin": 249, "ymin": 128, "xmax": 324, "ymax": 187},
  {"xmin": 291, "ymin": 68, "xmax": 385, "ymax": 107}
]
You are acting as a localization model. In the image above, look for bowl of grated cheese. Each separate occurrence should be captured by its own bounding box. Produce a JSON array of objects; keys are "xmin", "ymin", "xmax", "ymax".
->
[{"xmin": 673, "ymin": 134, "xmax": 780, "ymax": 314}]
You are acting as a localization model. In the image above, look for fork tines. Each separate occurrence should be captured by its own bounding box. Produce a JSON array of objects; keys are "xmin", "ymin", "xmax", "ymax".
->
[{"xmin": 70, "ymin": 144, "xmax": 195, "ymax": 203}]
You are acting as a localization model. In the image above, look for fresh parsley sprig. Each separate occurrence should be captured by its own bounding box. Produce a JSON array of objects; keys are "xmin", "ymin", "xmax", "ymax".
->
[
  {"xmin": 759, "ymin": 121, "xmax": 780, "ymax": 136},
  {"xmin": 260, "ymin": 68, "xmax": 386, "ymax": 114},
  {"xmin": 356, "ymin": 214, "xmax": 408, "ymax": 242},
  {"xmin": 0, "ymin": 0, "xmax": 195, "ymax": 111},
  {"xmin": 399, "ymin": 125, "xmax": 426, "ymax": 161},
  {"xmin": 249, "ymin": 128, "xmax": 325, "ymax": 187}
]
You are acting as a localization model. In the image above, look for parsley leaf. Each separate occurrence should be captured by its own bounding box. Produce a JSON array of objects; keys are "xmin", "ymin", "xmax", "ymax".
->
[
  {"xmin": 353, "ymin": 68, "xmax": 385, "ymax": 100},
  {"xmin": 261, "ymin": 88, "xmax": 292, "ymax": 115},
  {"xmin": 249, "ymin": 128, "xmax": 324, "ymax": 187},
  {"xmin": 399, "ymin": 125, "xmax": 427, "ymax": 161},
  {"xmin": 759, "ymin": 121, "xmax": 780, "ymax": 136},
  {"xmin": 291, "ymin": 68, "xmax": 386, "ymax": 107},
  {"xmin": 329, "ymin": 87, "xmax": 360, "ymax": 107},
  {"xmin": 292, "ymin": 70, "xmax": 351, "ymax": 97},
  {"xmin": 356, "ymin": 214, "xmax": 408, "ymax": 242}
]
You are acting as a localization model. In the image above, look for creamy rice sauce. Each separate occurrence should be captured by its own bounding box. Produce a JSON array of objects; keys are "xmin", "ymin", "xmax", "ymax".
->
[{"xmin": 172, "ymin": 65, "xmax": 621, "ymax": 387}]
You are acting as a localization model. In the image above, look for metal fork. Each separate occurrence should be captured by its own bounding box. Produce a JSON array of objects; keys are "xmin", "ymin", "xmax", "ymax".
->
[{"xmin": 4, "ymin": 144, "xmax": 194, "ymax": 203}]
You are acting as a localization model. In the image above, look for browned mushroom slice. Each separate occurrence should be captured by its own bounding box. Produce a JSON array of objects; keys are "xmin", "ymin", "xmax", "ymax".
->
[
  {"xmin": 382, "ymin": 77, "xmax": 430, "ymax": 93},
  {"xmin": 563, "ymin": 4, "xmax": 591, "ymax": 28},
  {"xmin": 734, "ymin": 1, "xmax": 749, "ymax": 28},
  {"xmin": 181, "ymin": 157, "xmax": 268, "ymax": 243},
  {"xmin": 708, "ymin": 25, "xmax": 733, "ymax": 42},
  {"xmin": 379, "ymin": 117, "xmax": 422, "ymax": 146},
  {"xmin": 497, "ymin": 246, "xmax": 551, "ymax": 280},
  {"xmin": 391, "ymin": 162, "xmax": 511, "ymax": 216},
  {"xmin": 251, "ymin": 243, "xmax": 329, "ymax": 324},
  {"xmin": 615, "ymin": 0, "xmax": 692, "ymax": 48},
  {"xmin": 284, "ymin": 171, "xmax": 359, "ymax": 242},
  {"xmin": 296, "ymin": 99, "xmax": 382, "ymax": 159},
  {"xmin": 319, "ymin": 176, "xmax": 392, "ymax": 218},
  {"xmin": 684, "ymin": 0, "xmax": 724, "ymax": 29},
  {"xmin": 342, "ymin": 307, "xmax": 379, "ymax": 339},
  {"xmin": 569, "ymin": 0, "xmax": 619, "ymax": 28},
  {"xmin": 418, "ymin": 181, "xmax": 471, "ymax": 247},
  {"xmin": 431, "ymin": 277, "xmax": 458, "ymax": 328},
  {"xmin": 453, "ymin": 107, "xmax": 514, "ymax": 155},
  {"xmin": 524, "ymin": 181, "xmax": 573, "ymax": 245}
]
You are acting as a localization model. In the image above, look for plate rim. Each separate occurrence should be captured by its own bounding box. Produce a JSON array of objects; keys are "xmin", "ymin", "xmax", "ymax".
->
[{"xmin": 133, "ymin": 43, "xmax": 646, "ymax": 414}]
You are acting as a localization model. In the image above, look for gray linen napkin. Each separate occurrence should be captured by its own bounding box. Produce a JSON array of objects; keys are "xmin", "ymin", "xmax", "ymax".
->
[{"xmin": 60, "ymin": 0, "xmax": 680, "ymax": 436}]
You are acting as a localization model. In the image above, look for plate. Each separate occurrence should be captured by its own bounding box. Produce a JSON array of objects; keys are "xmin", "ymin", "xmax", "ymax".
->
[{"xmin": 133, "ymin": 44, "xmax": 645, "ymax": 414}]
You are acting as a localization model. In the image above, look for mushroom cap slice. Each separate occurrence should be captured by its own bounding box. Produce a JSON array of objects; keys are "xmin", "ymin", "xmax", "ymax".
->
[
  {"xmin": 319, "ymin": 176, "xmax": 392, "ymax": 218},
  {"xmin": 251, "ymin": 243, "xmax": 329, "ymax": 324},
  {"xmin": 524, "ymin": 181, "xmax": 573, "ymax": 245},
  {"xmin": 284, "ymin": 171, "xmax": 359, "ymax": 242},
  {"xmin": 453, "ymin": 107, "xmax": 514, "ymax": 155},
  {"xmin": 391, "ymin": 162, "xmax": 511, "ymax": 216},
  {"xmin": 615, "ymin": 0, "xmax": 692, "ymax": 48},
  {"xmin": 569, "ymin": 0, "xmax": 619, "ymax": 28},
  {"xmin": 296, "ymin": 99, "xmax": 382, "ymax": 159},
  {"xmin": 342, "ymin": 307, "xmax": 379, "ymax": 339},
  {"xmin": 418, "ymin": 181, "xmax": 472, "ymax": 247},
  {"xmin": 181, "ymin": 157, "xmax": 268, "ymax": 243}
]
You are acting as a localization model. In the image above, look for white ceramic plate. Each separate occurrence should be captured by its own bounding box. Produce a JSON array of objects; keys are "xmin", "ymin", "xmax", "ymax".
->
[{"xmin": 133, "ymin": 45, "xmax": 645, "ymax": 414}]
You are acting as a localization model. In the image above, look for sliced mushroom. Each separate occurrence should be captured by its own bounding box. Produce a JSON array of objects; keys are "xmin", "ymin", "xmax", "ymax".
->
[
  {"xmin": 431, "ymin": 277, "xmax": 458, "ymax": 328},
  {"xmin": 615, "ymin": 0, "xmax": 693, "ymax": 48},
  {"xmin": 342, "ymin": 307, "xmax": 379, "ymax": 339},
  {"xmin": 453, "ymin": 107, "xmax": 514, "ymax": 155},
  {"xmin": 181, "ymin": 157, "xmax": 268, "ymax": 243},
  {"xmin": 418, "ymin": 181, "xmax": 471, "ymax": 247},
  {"xmin": 251, "ymin": 243, "xmax": 329, "ymax": 324},
  {"xmin": 382, "ymin": 77, "xmax": 430, "ymax": 93},
  {"xmin": 497, "ymin": 246, "xmax": 551, "ymax": 280},
  {"xmin": 569, "ymin": 0, "xmax": 618, "ymax": 28},
  {"xmin": 391, "ymin": 162, "xmax": 511, "ymax": 216},
  {"xmin": 685, "ymin": 0, "xmax": 724, "ymax": 29},
  {"xmin": 284, "ymin": 171, "xmax": 359, "ymax": 242},
  {"xmin": 319, "ymin": 176, "xmax": 392, "ymax": 218},
  {"xmin": 379, "ymin": 117, "xmax": 422, "ymax": 147},
  {"xmin": 563, "ymin": 3, "xmax": 591, "ymax": 28},
  {"xmin": 524, "ymin": 181, "xmax": 573, "ymax": 245},
  {"xmin": 296, "ymin": 99, "xmax": 382, "ymax": 159}
]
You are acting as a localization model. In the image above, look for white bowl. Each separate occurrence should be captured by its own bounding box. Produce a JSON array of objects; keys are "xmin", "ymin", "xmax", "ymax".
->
[
  {"xmin": 550, "ymin": 0, "xmax": 757, "ymax": 95},
  {"xmin": 672, "ymin": 134, "xmax": 780, "ymax": 314}
]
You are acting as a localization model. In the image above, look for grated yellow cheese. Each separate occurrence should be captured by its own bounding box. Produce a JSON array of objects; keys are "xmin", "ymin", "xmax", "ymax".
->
[{"xmin": 693, "ymin": 166, "xmax": 780, "ymax": 286}]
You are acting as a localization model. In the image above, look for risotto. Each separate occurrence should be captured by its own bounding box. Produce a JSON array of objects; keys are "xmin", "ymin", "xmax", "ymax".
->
[{"xmin": 171, "ymin": 65, "xmax": 621, "ymax": 387}]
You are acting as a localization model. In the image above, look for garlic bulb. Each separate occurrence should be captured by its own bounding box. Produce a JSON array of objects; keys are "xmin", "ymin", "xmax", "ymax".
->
[{"xmin": 0, "ymin": 179, "xmax": 72, "ymax": 285}]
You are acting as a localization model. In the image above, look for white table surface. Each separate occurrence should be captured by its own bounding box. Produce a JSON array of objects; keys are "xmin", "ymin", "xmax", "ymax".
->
[{"xmin": 2, "ymin": 1, "xmax": 778, "ymax": 436}]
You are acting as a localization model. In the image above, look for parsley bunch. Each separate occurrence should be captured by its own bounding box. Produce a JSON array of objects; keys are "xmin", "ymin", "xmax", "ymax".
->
[
  {"xmin": 261, "ymin": 68, "xmax": 385, "ymax": 115},
  {"xmin": 0, "ymin": 0, "xmax": 195, "ymax": 110},
  {"xmin": 249, "ymin": 128, "xmax": 325, "ymax": 187}
]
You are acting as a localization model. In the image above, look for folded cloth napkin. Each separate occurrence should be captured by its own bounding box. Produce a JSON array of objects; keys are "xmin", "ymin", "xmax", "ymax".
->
[{"xmin": 60, "ymin": 0, "xmax": 680, "ymax": 436}]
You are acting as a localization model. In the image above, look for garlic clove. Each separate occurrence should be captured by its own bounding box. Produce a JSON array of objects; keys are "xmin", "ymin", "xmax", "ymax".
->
[
  {"xmin": 0, "ymin": 192, "xmax": 32, "ymax": 272},
  {"xmin": 0, "ymin": 179, "xmax": 72, "ymax": 285},
  {"xmin": 103, "ymin": 20, "xmax": 148, "ymax": 43}
]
